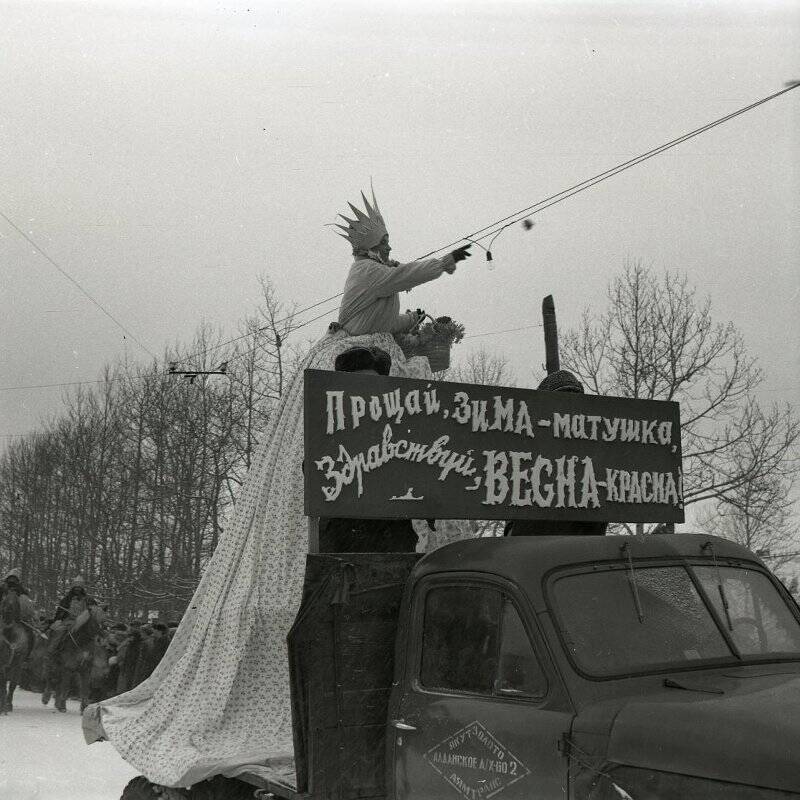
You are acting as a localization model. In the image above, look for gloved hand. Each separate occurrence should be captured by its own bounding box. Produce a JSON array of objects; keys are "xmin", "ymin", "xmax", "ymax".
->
[
  {"xmin": 404, "ymin": 308, "xmax": 426, "ymax": 328},
  {"xmin": 451, "ymin": 244, "xmax": 472, "ymax": 263}
]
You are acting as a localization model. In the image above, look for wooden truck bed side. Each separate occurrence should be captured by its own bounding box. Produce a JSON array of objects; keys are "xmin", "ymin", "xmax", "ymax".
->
[{"xmin": 286, "ymin": 552, "xmax": 421, "ymax": 800}]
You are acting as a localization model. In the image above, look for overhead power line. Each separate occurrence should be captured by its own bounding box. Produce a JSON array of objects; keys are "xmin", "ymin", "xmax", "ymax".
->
[
  {"xmin": 418, "ymin": 81, "xmax": 800, "ymax": 257},
  {"xmin": 176, "ymin": 81, "xmax": 800, "ymax": 366},
  {"xmin": 4, "ymin": 82, "xmax": 797, "ymax": 382},
  {"xmin": 465, "ymin": 323, "xmax": 543, "ymax": 340},
  {"xmin": 176, "ymin": 293, "xmax": 345, "ymax": 365},
  {"xmin": 0, "ymin": 317, "xmax": 544, "ymax": 394},
  {"xmin": 0, "ymin": 211, "xmax": 158, "ymax": 360}
]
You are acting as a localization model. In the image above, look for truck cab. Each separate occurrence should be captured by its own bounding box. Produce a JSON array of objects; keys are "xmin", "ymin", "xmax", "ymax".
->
[
  {"xmin": 167, "ymin": 535, "xmax": 800, "ymax": 800},
  {"xmin": 387, "ymin": 534, "xmax": 800, "ymax": 799}
]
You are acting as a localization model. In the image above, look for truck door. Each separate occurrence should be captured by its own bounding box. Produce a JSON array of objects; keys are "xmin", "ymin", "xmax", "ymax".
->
[{"xmin": 391, "ymin": 576, "xmax": 572, "ymax": 800}]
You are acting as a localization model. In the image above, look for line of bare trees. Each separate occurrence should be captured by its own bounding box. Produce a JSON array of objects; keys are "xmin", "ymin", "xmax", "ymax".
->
[
  {"xmin": 0, "ymin": 279, "xmax": 306, "ymax": 619},
  {"xmin": 1, "ymin": 262, "xmax": 797, "ymax": 615},
  {"xmin": 560, "ymin": 260, "xmax": 799, "ymax": 567}
]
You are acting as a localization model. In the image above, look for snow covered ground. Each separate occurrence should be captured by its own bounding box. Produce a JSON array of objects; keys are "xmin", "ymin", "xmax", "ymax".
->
[{"xmin": 0, "ymin": 690, "xmax": 138, "ymax": 800}]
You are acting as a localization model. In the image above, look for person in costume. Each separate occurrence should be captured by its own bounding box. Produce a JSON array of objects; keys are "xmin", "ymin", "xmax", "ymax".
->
[
  {"xmin": 83, "ymin": 188, "xmax": 468, "ymax": 790},
  {"xmin": 334, "ymin": 189, "xmax": 471, "ymax": 334}
]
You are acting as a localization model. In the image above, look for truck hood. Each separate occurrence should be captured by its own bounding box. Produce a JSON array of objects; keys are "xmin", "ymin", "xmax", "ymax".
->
[{"xmin": 574, "ymin": 669, "xmax": 800, "ymax": 793}]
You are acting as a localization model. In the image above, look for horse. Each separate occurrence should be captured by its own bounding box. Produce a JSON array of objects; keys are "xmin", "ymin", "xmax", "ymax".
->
[
  {"xmin": 46, "ymin": 605, "xmax": 105, "ymax": 713},
  {"xmin": 0, "ymin": 589, "xmax": 34, "ymax": 713},
  {"xmin": 22, "ymin": 633, "xmax": 49, "ymax": 692},
  {"xmin": 88, "ymin": 633, "xmax": 118, "ymax": 703}
]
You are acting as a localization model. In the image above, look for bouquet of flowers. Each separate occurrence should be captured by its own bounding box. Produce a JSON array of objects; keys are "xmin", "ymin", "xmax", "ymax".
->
[{"xmin": 395, "ymin": 312, "xmax": 466, "ymax": 372}]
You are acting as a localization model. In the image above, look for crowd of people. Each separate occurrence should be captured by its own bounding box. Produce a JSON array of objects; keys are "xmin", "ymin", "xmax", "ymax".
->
[{"xmin": 0, "ymin": 567, "xmax": 181, "ymax": 703}]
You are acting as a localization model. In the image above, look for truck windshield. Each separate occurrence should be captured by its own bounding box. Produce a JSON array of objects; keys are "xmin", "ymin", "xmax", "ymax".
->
[
  {"xmin": 694, "ymin": 566, "xmax": 800, "ymax": 657},
  {"xmin": 551, "ymin": 564, "xmax": 800, "ymax": 677}
]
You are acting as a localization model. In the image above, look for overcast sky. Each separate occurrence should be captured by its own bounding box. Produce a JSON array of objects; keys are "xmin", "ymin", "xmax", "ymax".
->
[{"xmin": 1, "ymin": 0, "xmax": 798, "ymax": 443}]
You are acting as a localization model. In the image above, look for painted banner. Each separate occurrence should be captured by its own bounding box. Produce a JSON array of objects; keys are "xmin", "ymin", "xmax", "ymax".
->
[{"xmin": 304, "ymin": 370, "xmax": 684, "ymax": 522}]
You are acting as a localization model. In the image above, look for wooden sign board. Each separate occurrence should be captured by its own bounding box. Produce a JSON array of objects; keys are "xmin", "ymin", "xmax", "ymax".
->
[{"xmin": 304, "ymin": 370, "xmax": 684, "ymax": 523}]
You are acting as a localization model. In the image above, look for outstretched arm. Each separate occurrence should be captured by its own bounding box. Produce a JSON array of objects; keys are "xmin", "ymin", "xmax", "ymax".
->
[
  {"xmin": 364, "ymin": 254, "xmax": 456, "ymax": 298},
  {"xmin": 360, "ymin": 244, "xmax": 472, "ymax": 298}
]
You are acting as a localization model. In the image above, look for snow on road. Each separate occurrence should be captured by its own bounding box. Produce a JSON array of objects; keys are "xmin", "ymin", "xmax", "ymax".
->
[{"xmin": 0, "ymin": 690, "xmax": 138, "ymax": 800}]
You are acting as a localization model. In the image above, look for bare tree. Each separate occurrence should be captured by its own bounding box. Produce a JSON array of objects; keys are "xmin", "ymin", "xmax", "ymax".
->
[
  {"xmin": 226, "ymin": 275, "xmax": 302, "ymax": 481},
  {"xmin": 449, "ymin": 348, "xmax": 515, "ymax": 387},
  {"xmin": 561, "ymin": 260, "xmax": 799, "ymax": 532},
  {"xmin": 0, "ymin": 277, "xmax": 313, "ymax": 619},
  {"xmin": 699, "ymin": 471, "xmax": 798, "ymax": 577},
  {"xmin": 435, "ymin": 346, "xmax": 515, "ymax": 387}
]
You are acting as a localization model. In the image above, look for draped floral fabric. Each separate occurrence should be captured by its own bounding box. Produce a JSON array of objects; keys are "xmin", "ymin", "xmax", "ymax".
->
[{"xmin": 83, "ymin": 331, "xmax": 432, "ymax": 788}]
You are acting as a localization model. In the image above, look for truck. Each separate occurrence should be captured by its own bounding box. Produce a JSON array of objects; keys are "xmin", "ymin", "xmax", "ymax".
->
[
  {"xmin": 122, "ymin": 353, "xmax": 799, "ymax": 800},
  {"xmin": 132, "ymin": 532, "xmax": 799, "ymax": 800}
]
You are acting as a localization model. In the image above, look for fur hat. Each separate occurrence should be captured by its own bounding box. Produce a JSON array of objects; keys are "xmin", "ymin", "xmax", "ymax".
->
[
  {"xmin": 369, "ymin": 347, "xmax": 391, "ymax": 376},
  {"xmin": 4, "ymin": 567, "xmax": 21, "ymax": 580},
  {"xmin": 71, "ymin": 575, "xmax": 86, "ymax": 588},
  {"xmin": 334, "ymin": 346, "xmax": 392, "ymax": 375},
  {"xmin": 537, "ymin": 369, "xmax": 584, "ymax": 393}
]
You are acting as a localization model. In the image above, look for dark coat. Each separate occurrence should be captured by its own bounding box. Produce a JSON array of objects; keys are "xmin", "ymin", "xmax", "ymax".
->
[
  {"xmin": 318, "ymin": 517, "xmax": 418, "ymax": 552},
  {"xmin": 0, "ymin": 579, "xmax": 30, "ymax": 600},
  {"xmin": 54, "ymin": 588, "xmax": 96, "ymax": 621},
  {"xmin": 132, "ymin": 633, "xmax": 169, "ymax": 686}
]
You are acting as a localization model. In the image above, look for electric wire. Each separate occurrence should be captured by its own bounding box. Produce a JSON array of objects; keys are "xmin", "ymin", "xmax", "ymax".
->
[
  {"xmin": 417, "ymin": 81, "xmax": 800, "ymax": 257},
  {"xmin": 465, "ymin": 323, "xmax": 543, "ymax": 339},
  {"xmin": 0, "ymin": 317, "xmax": 546, "ymax": 393},
  {"xmin": 0, "ymin": 210, "xmax": 158, "ymax": 360},
  {"xmin": 177, "ymin": 292, "xmax": 345, "ymax": 364},
  {"xmin": 174, "ymin": 80, "xmax": 800, "ymax": 366},
  {"xmin": 3, "ymin": 82, "xmax": 797, "ymax": 384}
]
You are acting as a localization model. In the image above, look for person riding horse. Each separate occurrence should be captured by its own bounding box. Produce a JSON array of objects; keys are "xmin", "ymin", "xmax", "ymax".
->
[
  {"xmin": 1, "ymin": 568, "xmax": 27, "ymax": 603},
  {"xmin": 0, "ymin": 568, "xmax": 37, "ymax": 627},
  {"xmin": 1, "ymin": 568, "xmax": 37, "ymax": 712},
  {"xmin": 43, "ymin": 576, "xmax": 104, "ymax": 712},
  {"xmin": 1, "ymin": 567, "xmax": 25, "ymax": 596},
  {"xmin": 55, "ymin": 575, "xmax": 97, "ymax": 620},
  {"xmin": 47, "ymin": 576, "xmax": 97, "ymax": 653}
]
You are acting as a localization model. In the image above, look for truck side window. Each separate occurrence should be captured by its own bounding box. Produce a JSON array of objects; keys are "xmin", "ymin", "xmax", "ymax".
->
[
  {"xmin": 420, "ymin": 586, "xmax": 501, "ymax": 695},
  {"xmin": 419, "ymin": 586, "xmax": 546, "ymax": 699},
  {"xmin": 497, "ymin": 599, "xmax": 547, "ymax": 698}
]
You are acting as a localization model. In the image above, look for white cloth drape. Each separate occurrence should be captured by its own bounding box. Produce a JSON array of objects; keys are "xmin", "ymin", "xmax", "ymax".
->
[{"xmin": 83, "ymin": 330, "xmax": 432, "ymax": 788}]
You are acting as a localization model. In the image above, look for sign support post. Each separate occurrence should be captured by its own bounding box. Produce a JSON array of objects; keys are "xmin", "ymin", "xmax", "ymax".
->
[
  {"xmin": 308, "ymin": 517, "xmax": 319, "ymax": 554},
  {"xmin": 542, "ymin": 294, "xmax": 559, "ymax": 375}
]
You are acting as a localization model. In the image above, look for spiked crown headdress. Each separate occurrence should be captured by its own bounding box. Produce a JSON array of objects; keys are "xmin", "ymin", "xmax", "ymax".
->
[{"xmin": 334, "ymin": 188, "xmax": 388, "ymax": 251}]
